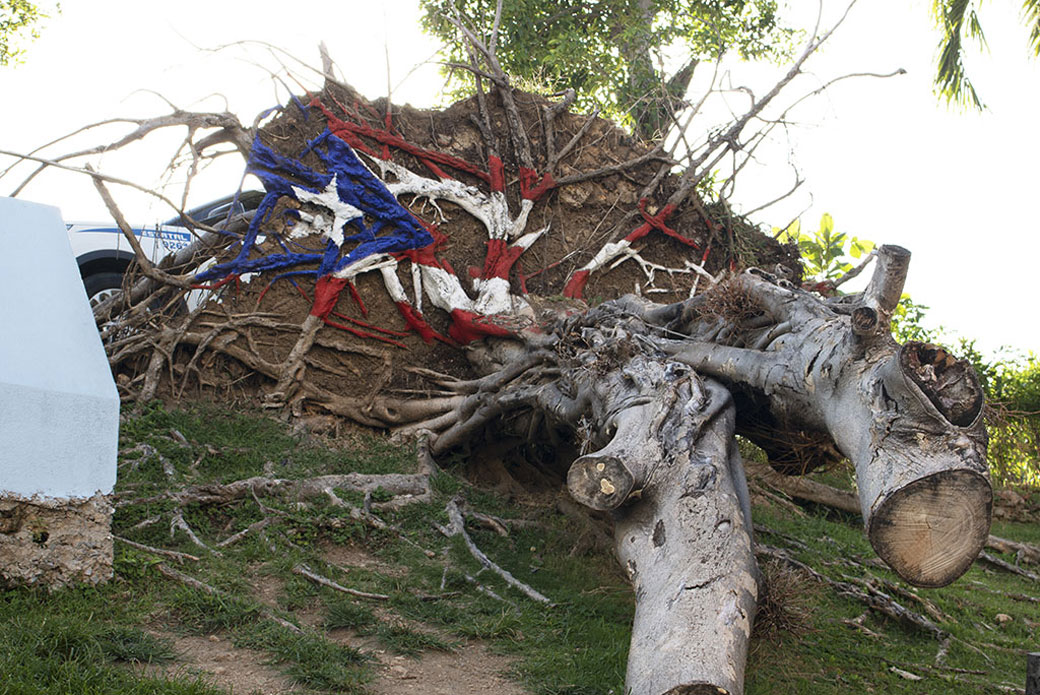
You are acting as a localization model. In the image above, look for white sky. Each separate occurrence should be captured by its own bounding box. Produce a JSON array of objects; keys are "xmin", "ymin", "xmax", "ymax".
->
[{"xmin": 2, "ymin": 0, "xmax": 1037, "ymax": 356}]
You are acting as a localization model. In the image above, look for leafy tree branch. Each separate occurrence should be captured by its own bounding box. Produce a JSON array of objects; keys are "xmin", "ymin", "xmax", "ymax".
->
[
  {"xmin": 421, "ymin": 0, "xmax": 797, "ymax": 138},
  {"xmin": 0, "ymin": 0, "xmax": 51, "ymax": 67}
]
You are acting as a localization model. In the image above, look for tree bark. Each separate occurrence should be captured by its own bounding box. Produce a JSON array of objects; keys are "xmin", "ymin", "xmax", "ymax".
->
[
  {"xmin": 670, "ymin": 246, "xmax": 992, "ymax": 588},
  {"xmin": 612, "ymin": 379, "xmax": 757, "ymax": 695},
  {"xmin": 558, "ymin": 323, "xmax": 758, "ymax": 695}
]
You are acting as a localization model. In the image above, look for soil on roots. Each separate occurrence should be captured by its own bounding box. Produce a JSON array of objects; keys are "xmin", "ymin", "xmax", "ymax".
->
[{"xmin": 112, "ymin": 81, "xmax": 800, "ymax": 423}]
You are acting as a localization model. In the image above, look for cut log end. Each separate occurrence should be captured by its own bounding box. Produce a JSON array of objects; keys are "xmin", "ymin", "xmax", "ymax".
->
[
  {"xmin": 567, "ymin": 454, "xmax": 636, "ymax": 511},
  {"xmin": 663, "ymin": 685, "xmax": 730, "ymax": 694},
  {"xmin": 868, "ymin": 469, "xmax": 992, "ymax": 588}
]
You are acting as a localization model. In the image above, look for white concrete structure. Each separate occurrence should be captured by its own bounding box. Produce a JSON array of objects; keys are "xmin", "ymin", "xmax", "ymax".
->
[{"xmin": 0, "ymin": 197, "xmax": 119, "ymax": 500}]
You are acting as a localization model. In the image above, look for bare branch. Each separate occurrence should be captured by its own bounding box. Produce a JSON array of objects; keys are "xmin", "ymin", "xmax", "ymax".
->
[
  {"xmin": 292, "ymin": 563, "xmax": 391, "ymax": 600},
  {"xmin": 437, "ymin": 498, "xmax": 553, "ymax": 605}
]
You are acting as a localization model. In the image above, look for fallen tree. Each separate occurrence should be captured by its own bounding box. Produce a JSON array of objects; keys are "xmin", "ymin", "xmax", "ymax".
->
[
  {"xmin": 748, "ymin": 462, "xmax": 1040, "ymax": 568},
  {"xmin": 2, "ymin": 11, "xmax": 994, "ymax": 694}
]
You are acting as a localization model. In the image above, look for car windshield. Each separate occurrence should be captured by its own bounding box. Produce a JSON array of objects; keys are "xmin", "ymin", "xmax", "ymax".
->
[{"xmin": 163, "ymin": 191, "xmax": 264, "ymax": 228}]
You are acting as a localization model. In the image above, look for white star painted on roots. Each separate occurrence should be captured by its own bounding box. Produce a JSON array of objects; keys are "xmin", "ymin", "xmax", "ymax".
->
[{"xmin": 292, "ymin": 174, "xmax": 364, "ymax": 246}]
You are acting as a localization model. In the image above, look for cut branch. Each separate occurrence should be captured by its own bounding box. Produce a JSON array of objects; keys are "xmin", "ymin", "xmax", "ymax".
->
[{"xmin": 670, "ymin": 261, "xmax": 992, "ymax": 589}]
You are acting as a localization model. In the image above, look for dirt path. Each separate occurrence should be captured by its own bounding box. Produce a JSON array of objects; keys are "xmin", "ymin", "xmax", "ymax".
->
[
  {"xmin": 142, "ymin": 633, "xmax": 302, "ymax": 694},
  {"xmin": 370, "ymin": 645, "xmax": 527, "ymax": 695}
]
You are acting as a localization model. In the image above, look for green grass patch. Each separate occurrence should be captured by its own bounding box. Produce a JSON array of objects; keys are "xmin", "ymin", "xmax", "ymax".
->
[
  {"xmin": 324, "ymin": 597, "xmax": 378, "ymax": 630},
  {"xmin": 235, "ymin": 622, "xmax": 369, "ymax": 692},
  {"xmin": 0, "ymin": 585, "xmax": 215, "ymax": 695},
  {"xmin": 371, "ymin": 623, "xmax": 457, "ymax": 657},
  {"xmin": 4, "ymin": 402, "xmax": 1037, "ymax": 695}
]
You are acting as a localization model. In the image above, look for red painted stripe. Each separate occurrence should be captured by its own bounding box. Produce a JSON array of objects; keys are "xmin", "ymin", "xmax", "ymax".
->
[
  {"xmin": 323, "ymin": 317, "xmax": 407, "ymax": 348},
  {"xmin": 562, "ymin": 269, "xmax": 591, "ymax": 299},
  {"xmin": 310, "ymin": 275, "xmax": 349, "ymax": 318},
  {"xmin": 420, "ymin": 157, "xmax": 450, "ymax": 180},
  {"xmin": 191, "ymin": 274, "xmax": 238, "ymax": 291},
  {"xmin": 448, "ymin": 308, "xmax": 514, "ymax": 344},
  {"xmin": 488, "ymin": 155, "xmax": 506, "ymax": 192},
  {"xmin": 481, "ymin": 238, "xmax": 526, "ymax": 280},
  {"xmin": 394, "ymin": 225, "xmax": 454, "ymax": 272},
  {"xmin": 518, "ymin": 167, "xmax": 556, "ymax": 201},
  {"xmin": 623, "ymin": 223, "xmax": 653, "ymax": 244},
  {"xmin": 517, "ymin": 269, "xmax": 529, "ymax": 295},
  {"xmin": 330, "ymin": 310, "xmax": 410, "ymax": 337},
  {"xmin": 395, "ymin": 301, "xmax": 450, "ymax": 345},
  {"xmin": 627, "ymin": 200, "xmax": 699, "ymax": 249},
  {"xmin": 257, "ymin": 280, "xmax": 275, "ymax": 306},
  {"xmin": 314, "ymin": 99, "xmax": 491, "ymax": 184},
  {"xmin": 346, "ymin": 281, "xmax": 368, "ymax": 317}
]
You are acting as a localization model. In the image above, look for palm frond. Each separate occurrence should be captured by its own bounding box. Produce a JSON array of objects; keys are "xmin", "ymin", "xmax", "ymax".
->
[
  {"xmin": 932, "ymin": 0, "xmax": 986, "ymax": 110},
  {"xmin": 1025, "ymin": 0, "xmax": 1040, "ymax": 56}
]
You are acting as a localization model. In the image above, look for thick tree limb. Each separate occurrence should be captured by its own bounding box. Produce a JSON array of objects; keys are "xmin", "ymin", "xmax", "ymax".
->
[
  {"xmin": 669, "ymin": 251, "xmax": 992, "ymax": 588},
  {"xmin": 612, "ymin": 376, "xmax": 758, "ymax": 695},
  {"xmin": 748, "ymin": 464, "xmax": 1039, "ymax": 567}
]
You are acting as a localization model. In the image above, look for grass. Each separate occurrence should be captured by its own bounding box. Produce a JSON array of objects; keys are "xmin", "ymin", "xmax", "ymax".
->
[
  {"xmin": 0, "ymin": 586, "xmax": 215, "ymax": 695},
  {"xmin": 370, "ymin": 623, "xmax": 457, "ymax": 657},
  {"xmin": 2, "ymin": 401, "xmax": 1037, "ymax": 694}
]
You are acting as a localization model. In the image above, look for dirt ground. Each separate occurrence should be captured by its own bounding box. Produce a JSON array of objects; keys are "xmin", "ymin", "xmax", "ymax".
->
[
  {"xmin": 368, "ymin": 646, "xmax": 526, "ymax": 695},
  {"xmin": 144, "ymin": 632, "xmax": 300, "ymax": 694},
  {"xmin": 138, "ymin": 543, "xmax": 529, "ymax": 695},
  {"xmin": 142, "ymin": 631, "xmax": 525, "ymax": 695}
]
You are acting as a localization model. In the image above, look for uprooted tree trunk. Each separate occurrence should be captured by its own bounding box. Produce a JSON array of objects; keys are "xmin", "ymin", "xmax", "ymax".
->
[
  {"xmin": 667, "ymin": 246, "xmax": 991, "ymax": 588},
  {"xmin": 548, "ymin": 247, "xmax": 989, "ymax": 692},
  {"xmin": 3, "ymin": 16, "xmax": 992, "ymax": 695}
]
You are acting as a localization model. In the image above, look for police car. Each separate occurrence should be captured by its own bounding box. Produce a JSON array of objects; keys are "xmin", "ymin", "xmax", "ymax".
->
[{"xmin": 66, "ymin": 191, "xmax": 264, "ymax": 307}]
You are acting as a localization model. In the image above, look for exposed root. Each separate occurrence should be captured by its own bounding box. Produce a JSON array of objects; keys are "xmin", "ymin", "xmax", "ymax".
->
[
  {"xmin": 978, "ymin": 552, "xmax": 1040, "ymax": 583},
  {"xmin": 435, "ymin": 498, "xmax": 553, "ymax": 605},
  {"xmin": 115, "ymin": 536, "xmax": 200, "ymax": 563},
  {"xmin": 155, "ymin": 563, "xmax": 302, "ymax": 634},
  {"xmin": 291, "ymin": 563, "xmax": 390, "ymax": 601},
  {"xmin": 216, "ymin": 518, "xmax": 273, "ymax": 549},
  {"xmin": 171, "ymin": 509, "xmax": 222, "ymax": 557},
  {"xmin": 118, "ymin": 471, "xmax": 431, "ymax": 509}
]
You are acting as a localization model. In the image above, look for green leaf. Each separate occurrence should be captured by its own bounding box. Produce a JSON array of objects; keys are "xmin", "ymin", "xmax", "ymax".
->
[
  {"xmin": 818, "ymin": 212, "xmax": 834, "ymax": 237},
  {"xmin": 849, "ymin": 237, "xmax": 875, "ymax": 259}
]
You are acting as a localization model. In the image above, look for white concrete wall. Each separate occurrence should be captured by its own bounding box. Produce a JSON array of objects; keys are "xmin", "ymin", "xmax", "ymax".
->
[{"xmin": 0, "ymin": 197, "xmax": 119, "ymax": 500}]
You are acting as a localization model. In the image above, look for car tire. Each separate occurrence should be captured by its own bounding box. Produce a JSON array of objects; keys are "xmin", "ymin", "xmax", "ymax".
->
[{"xmin": 82, "ymin": 271, "xmax": 125, "ymax": 309}]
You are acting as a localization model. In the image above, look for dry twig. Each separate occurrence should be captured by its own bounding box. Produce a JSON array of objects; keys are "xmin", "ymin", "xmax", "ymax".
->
[
  {"xmin": 436, "ymin": 498, "xmax": 553, "ymax": 605},
  {"xmin": 115, "ymin": 536, "xmax": 200, "ymax": 563},
  {"xmin": 291, "ymin": 563, "xmax": 390, "ymax": 601},
  {"xmin": 155, "ymin": 563, "xmax": 302, "ymax": 634}
]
